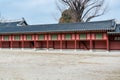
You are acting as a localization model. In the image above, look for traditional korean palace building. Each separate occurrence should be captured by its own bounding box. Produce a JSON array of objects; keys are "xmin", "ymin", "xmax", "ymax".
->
[{"xmin": 0, "ymin": 19, "xmax": 120, "ymax": 51}]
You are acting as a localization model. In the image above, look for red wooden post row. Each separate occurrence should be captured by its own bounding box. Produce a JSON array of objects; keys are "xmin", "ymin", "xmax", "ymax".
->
[{"xmin": 0, "ymin": 33, "xmax": 110, "ymax": 50}]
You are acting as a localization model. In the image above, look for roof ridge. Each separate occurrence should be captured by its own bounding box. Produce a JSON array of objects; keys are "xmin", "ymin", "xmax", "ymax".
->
[
  {"xmin": 29, "ymin": 19, "xmax": 115, "ymax": 26},
  {"xmin": 0, "ymin": 18, "xmax": 25, "ymax": 23}
]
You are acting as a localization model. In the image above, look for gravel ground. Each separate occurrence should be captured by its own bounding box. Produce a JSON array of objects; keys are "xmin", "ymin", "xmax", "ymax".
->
[{"xmin": 0, "ymin": 50, "xmax": 119, "ymax": 80}]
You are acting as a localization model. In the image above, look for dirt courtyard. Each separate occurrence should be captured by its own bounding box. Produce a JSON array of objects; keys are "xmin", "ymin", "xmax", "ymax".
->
[{"xmin": 0, "ymin": 50, "xmax": 119, "ymax": 80}]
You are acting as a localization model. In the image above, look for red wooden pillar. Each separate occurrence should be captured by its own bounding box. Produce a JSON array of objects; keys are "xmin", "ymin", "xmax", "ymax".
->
[
  {"xmin": 10, "ymin": 35, "xmax": 13, "ymax": 48},
  {"xmin": 0, "ymin": 41, "xmax": 1, "ymax": 48},
  {"xmin": 1, "ymin": 35, "xmax": 3, "ymax": 48},
  {"xmin": 34, "ymin": 34, "xmax": 36, "ymax": 49},
  {"xmin": 106, "ymin": 35, "xmax": 109, "ymax": 51},
  {"xmin": 60, "ymin": 34, "xmax": 62, "ymax": 50},
  {"xmin": 0, "ymin": 42, "xmax": 1, "ymax": 48},
  {"xmin": 21, "ymin": 34, "xmax": 24, "ymax": 48},
  {"xmin": 90, "ymin": 40, "xmax": 93, "ymax": 50},
  {"xmin": 0, "ymin": 35, "xmax": 2, "ymax": 48},
  {"xmin": 46, "ymin": 34, "xmax": 49, "ymax": 49},
  {"xmin": 74, "ymin": 33, "xmax": 77, "ymax": 50},
  {"xmin": 90, "ymin": 33, "xmax": 93, "ymax": 50}
]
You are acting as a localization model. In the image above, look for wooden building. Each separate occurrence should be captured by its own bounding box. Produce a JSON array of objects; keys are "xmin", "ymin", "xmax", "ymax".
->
[{"xmin": 0, "ymin": 19, "xmax": 120, "ymax": 51}]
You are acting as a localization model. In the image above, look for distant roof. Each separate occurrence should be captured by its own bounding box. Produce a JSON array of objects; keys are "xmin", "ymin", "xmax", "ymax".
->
[
  {"xmin": 108, "ymin": 24, "xmax": 120, "ymax": 34},
  {"xmin": 0, "ymin": 19, "xmax": 116, "ymax": 34},
  {"xmin": 0, "ymin": 18, "xmax": 28, "ymax": 28}
]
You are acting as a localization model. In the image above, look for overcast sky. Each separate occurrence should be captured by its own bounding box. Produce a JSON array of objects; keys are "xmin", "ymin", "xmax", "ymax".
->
[{"xmin": 0, "ymin": 0, "xmax": 120, "ymax": 25}]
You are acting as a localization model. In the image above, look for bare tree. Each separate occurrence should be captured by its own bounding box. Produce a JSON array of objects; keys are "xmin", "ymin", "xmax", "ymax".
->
[{"xmin": 57, "ymin": 0, "xmax": 107, "ymax": 23}]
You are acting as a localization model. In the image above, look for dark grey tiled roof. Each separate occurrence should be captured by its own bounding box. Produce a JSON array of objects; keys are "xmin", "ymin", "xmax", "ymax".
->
[
  {"xmin": 108, "ymin": 24, "xmax": 120, "ymax": 34},
  {"xmin": 0, "ymin": 19, "xmax": 116, "ymax": 34}
]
